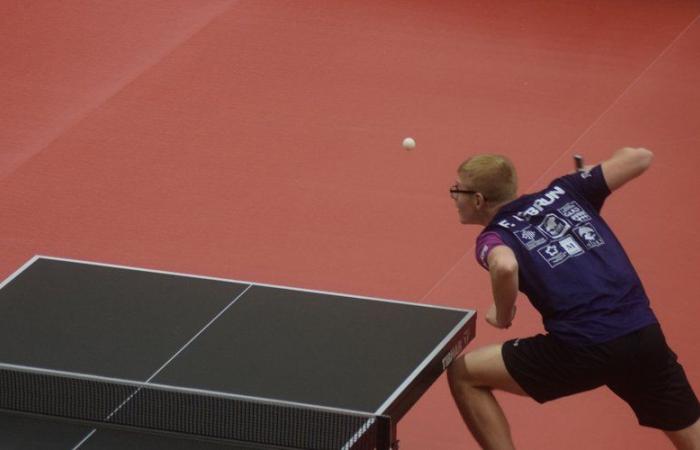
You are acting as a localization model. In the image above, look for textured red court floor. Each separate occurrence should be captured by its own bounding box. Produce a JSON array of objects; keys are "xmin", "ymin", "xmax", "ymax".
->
[{"xmin": 2, "ymin": 1, "xmax": 699, "ymax": 448}]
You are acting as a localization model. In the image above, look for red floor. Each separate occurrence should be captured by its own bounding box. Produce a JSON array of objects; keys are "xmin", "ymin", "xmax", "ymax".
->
[{"xmin": 2, "ymin": 1, "xmax": 699, "ymax": 448}]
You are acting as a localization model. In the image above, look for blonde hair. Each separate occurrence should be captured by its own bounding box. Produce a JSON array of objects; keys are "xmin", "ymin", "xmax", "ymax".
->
[{"xmin": 457, "ymin": 154, "xmax": 517, "ymax": 203}]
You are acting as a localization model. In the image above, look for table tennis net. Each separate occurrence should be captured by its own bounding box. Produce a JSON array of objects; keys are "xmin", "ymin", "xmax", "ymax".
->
[{"xmin": 0, "ymin": 365, "xmax": 391, "ymax": 450}]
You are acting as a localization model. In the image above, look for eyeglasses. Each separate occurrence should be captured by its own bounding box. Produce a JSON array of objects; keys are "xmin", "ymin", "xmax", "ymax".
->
[{"xmin": 449, "ymin": 183, "xmax": 486, "ymax": 201}]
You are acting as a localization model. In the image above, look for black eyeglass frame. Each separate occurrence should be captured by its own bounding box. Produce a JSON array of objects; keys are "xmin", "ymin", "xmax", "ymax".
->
[{"xmin": 449, "ymin": 184, "xmax": 487, "ymax": 201}]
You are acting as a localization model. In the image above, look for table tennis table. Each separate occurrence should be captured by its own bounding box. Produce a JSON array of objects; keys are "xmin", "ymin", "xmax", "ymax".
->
[{"xmin": 0, "ymin": 256, "xmax": 476, "ymax": 449}]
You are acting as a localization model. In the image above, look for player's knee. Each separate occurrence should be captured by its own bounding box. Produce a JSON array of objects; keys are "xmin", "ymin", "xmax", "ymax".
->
[
  {"xmin": 447, "ymin": 352, "xmax": 478, "ymax": 390},
  {"xmin": 450, "ymin": 344, "xmax": 509, "ymax": 391},
  {"xmin": 447, "ymin": 356, "xmax": 465, "ymax": 399}
]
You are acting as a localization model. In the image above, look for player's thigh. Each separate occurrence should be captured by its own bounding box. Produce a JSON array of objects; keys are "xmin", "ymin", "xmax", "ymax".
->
[{"xmin": 449, "ymin": 343, "xmax": 527, "ymax": 396}]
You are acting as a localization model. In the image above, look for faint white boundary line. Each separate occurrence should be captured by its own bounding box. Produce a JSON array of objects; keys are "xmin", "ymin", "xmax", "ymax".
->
[
  {"xmin": 421, "ymin": 12, "xmax": 699, "ymax": 303},
  {"xmin": 420, "ymin": 251, "xmax": 472, "ymax": 302},
  {"xmin": 529, "ymin": 12, "xmax": 700, "ymax": 189}
]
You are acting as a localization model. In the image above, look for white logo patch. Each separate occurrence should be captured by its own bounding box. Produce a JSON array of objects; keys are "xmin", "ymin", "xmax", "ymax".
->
[
  {"xmin": 574, "ymin": 223, "xmax": 604, "ymax": 249},
  {"xmin": 558, "ymin": 201, "xmax": 591, "ymax": 223},
  {"xmin": 538, "ymin": 244, "xmax": 568, "ymax": 267},
  {"xmin": 537, "ymin": 236, "xmax": 584, "ymax": 268},
  {"xmin": 559, "ymin": 236, "xmax": 584, "ymax": 256},
  {"xmin": 514, "ymin": 226, "xmax": 547, "ymax": 250},
  {"xmin": 537, "ymin": 213, "xmax": 571, "ymax": 240}
]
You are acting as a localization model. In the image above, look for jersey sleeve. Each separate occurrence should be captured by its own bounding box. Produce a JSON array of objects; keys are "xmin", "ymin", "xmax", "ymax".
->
[
  {"xmin": 558, "ymin": 164, "xmax": 611, "ymax": 212},
  {"xmin": 475, "ymin": 231, "xmax": 506, "ymax": 270}
]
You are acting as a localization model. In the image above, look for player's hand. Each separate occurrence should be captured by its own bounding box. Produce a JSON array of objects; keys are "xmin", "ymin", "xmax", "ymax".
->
[{"xmin": 485, "ymin": 303, "xmax": 515, "ymax": 329}]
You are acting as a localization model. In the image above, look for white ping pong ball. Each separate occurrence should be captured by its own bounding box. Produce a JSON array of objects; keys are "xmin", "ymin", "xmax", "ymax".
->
[{"xmin": 402, "ymin": 137, "xmax": 416, "ymax": 150}]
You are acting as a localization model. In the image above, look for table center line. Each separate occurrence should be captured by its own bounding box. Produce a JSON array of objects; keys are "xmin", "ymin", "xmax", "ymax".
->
[{"xmin": 71, "ymin": 284, "xmax": 253, "ymax": 449}]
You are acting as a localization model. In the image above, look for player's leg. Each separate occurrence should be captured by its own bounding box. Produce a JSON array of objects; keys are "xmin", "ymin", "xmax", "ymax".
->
[
  {"xmin": 606, "ymin": 324, "xmax": 700, "ymax": 450},
  {"xmin": 447, "ymin": 343, "xmax": 527, "ymax": 450},
  {"xmin": 449, "ymin": 333, "xmax": 614, "ymax": 449},
  {"xmin": 665, "ymin": 418, "xmax": 700, "ymax": 450}
]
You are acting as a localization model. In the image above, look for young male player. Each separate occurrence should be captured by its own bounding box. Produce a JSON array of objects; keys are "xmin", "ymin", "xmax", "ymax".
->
[{"xmin": 447, "ymin": 148, "xmax": 700, "ymax": 449}]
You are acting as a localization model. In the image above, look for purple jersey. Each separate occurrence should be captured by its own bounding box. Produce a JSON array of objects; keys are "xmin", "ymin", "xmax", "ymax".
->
[{"xmin": 476, "ymin": 165, "xmax": 657, "ymax": 345}]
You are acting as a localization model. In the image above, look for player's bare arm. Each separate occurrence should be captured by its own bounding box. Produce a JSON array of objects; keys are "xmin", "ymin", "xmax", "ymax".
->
[
  {"xmin": 486, "ymin": 245, "xmax": 519, "ymax": 329},
  {"xmin": 600, "ymin": 147, "xmax": 654, "ymax": 192}
]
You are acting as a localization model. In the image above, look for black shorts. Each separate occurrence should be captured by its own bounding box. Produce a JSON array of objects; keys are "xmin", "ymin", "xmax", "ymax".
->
[{"xmin": 502, "ymin": 323, "xmax": 700, "ymax": 431}]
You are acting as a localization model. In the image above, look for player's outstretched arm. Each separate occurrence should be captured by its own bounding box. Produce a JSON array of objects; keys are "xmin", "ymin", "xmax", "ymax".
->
[
  {"xmin": 600, "ymin": 147, "xmax": 654, "ymax": 192},
  {"xmin": 486, "ymin": 245, "xmax": 519, "ymax": 329}
]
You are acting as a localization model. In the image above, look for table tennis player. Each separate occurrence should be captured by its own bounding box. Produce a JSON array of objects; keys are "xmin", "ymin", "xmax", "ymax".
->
[{"xmin": 446, "ymin": 148, "xmax": 700, "ymax": 449}]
